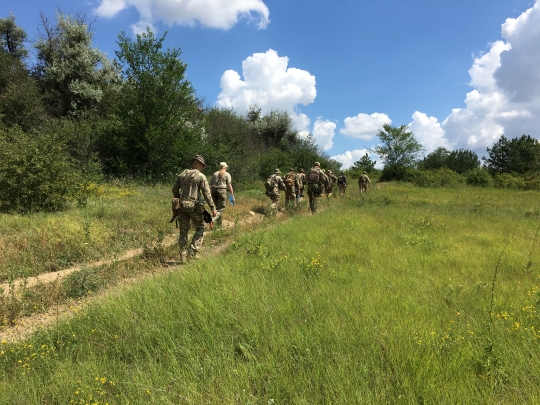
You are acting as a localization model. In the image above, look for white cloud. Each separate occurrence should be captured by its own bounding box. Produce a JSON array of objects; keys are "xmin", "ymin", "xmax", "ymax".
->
[
  {"xmin": 440, "ymin": 0, "xmax": 540, "ymax": 155},
  {"xmin": 340, "ymin": 113, "xmax": 391, "ymax": 140},
  {"xmin": 408, "ymin": 111, "xmax": 449, "ymax": 154},
  {"xmin": 312, "ymin": 118, "xmax": 336, "ymax": 151},
  {"xmin": 95, "ymin": 0, "xmax": 270, "ymax": 33},
  {"xmin": 216, "ymin": 49, "xmax": 317, "ymax": 133},
  {"xmin": 330, "ymin": 149, "xmax": 380, "ymax": 170}
]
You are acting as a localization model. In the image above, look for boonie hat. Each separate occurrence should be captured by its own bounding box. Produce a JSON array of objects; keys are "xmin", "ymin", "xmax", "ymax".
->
[
  {"xmin": 299, "ymin": 168, "xmax": 304, "ymax": 172},
  {"xmin": 219, "ymin": 162, "xmax": 229, "ymax": 169},
  {"xmin": 314, "ymin": 162, "xmax": 321, "ymax": 166},
  {"xmin": 328, "ymin": 170, "xmax": 332, "ymax": 174},
  {"xmin": 274, "ymin": 168, "xmax": 281, "ymax": 174},
  {"xmin": 191, "ymin": 154, "xmax": 206, "ymax": 166}
]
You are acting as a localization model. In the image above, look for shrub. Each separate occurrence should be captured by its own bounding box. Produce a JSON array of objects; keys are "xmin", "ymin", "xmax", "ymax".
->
[
  {"xmin": 411, "ymin": 168, "xmax": 462, "ymax": 188},
  {"xmin": 465, "ymin": 168, "xmax": 492, "ymax": 187},
  {"xmin": 523, "ymin": 173, "xmax": 540, "ymax": 190},
  {"xmin": 0, "ymin": 125, "xmax": 84, "ymax": 213},
  {"xmin": 493, "ymin": 173, "xmax": 526, "ymax": 189}
]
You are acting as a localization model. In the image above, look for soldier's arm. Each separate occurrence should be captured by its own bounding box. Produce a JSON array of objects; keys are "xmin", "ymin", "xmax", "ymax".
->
[
  {"xmin": 277, "ymin": 176, "xmax": 286, "ymax": 190},
  {"xmin": 172, "ymin": 176, "xmax": 182, "ymax": 198},
  {"xmin": 200, "ymin": 177, "xmax": 216, "ymax": 212}
]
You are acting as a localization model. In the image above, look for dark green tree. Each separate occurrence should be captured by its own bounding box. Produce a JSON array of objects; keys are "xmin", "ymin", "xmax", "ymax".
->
[
  {"xmin": 103, "ymin": 28, "xmax": 200, "ymax": 178},
  {"xmin": 446, "ymin": 149, "xmax": 480, "ymax": 174},
  {"xmin": 371, "ymin": 124, "xmax": 424, "ymax": 181},
  {"xmin": 0, "ymin": 14, "xmax": 28, "ymax": 60},
  {"xmin": 484, "ymin": 135, "xmax": 540, "ymax": 174},
  {"xmin": 353, "ymin": 153, "xmax": 377, "ymax": 173},
  {"xmin": 421, "ymin": 147, "xmax": 450, "ymax": 170}
]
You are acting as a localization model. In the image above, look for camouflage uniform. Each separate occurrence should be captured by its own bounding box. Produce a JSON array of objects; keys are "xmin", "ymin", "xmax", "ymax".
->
[
  {"xmin": 327, "ymin": 170, "xmax": 338, "ymax": 197},
  {"xmin": 338, "ymin": 172, "xmax": 348, "ymax": 195},
  {"xmin": 266, "ymin": 169, "xmax": 286, "ymax": 211},
  {"xmin": 172, "ymin": 156, "xmax": 216, "ymax": 262},
  {"xmin": 296, "ymin": 169, "xmax": 306, "ymax": 202},
  {"xmin": 306, "ymin": 163, "xmax": 328, "ymax": 214},
  {"xmin": 283, "ymin": 169, "xmax": 299, "ymax": 207},
  {"xmin": 210, "ymin": 162, "xmax": 234, "ymax": 226},
  {"xmin": 358, "ymin": 171, "xmax": 371, "ymax": 193}
]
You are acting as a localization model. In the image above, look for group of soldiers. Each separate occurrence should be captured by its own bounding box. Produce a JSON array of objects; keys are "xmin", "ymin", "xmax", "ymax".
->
[
  {"xmin": 171, "ymin": 154, "xmax": 371, "ymax": 263},
  {"xmin": 264, "ymin": 162, "xmax": 371, "ymax": 214}
]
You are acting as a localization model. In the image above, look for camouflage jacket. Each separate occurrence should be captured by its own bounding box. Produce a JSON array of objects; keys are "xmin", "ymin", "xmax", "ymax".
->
[
  {"xmin": 296, "ymin": 172, "xmax": 306, "ymax": 187},
  {"xmin": 358, "ymin": 174, "xmax": 371, "ymax": 185},
  {"xmin": 172, "ymin": 169, "xmax": 215, "ymax": 211}
]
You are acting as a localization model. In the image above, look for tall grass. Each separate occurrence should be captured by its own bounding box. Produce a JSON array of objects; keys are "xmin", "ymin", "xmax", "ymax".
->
[{"xmin": 1, "ymin": 183, "xmax": 539, "ymax": 404}]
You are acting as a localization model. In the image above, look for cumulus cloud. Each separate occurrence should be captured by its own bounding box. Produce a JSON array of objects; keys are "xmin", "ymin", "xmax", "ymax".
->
[
  {"xmin": 340, "ymin": 113, "xmax": 391, "ymax": 140},
  {"xmin": 312, "ymin": 119, "xmax": 336, "ymax": 151},
  {"xmin": 408, "ymin": 111, "xmax": 449, "ymax": 154},
  {"xmin": 216, "ymin": 49, "xmax": 317, "ymax": 133},
  {"xmin": 440, "ymin": 0, "xmax": 540, "ymax": 154},
  {"xmin": 330, "ymin": 149, "xmax": 380, "ymax": 170},
  {"xmin": 95, "ymin": 0, "xmax": 270, "ymax": 33}
]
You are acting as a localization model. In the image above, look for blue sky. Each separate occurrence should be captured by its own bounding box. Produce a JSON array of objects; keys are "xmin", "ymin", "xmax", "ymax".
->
[{"xmin": 2, "ymin": 0, "xmax": 539, "ymax": 168}]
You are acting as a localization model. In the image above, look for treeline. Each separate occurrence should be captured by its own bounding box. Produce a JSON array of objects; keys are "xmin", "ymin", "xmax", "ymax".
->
[
  {"xmin": 348, "ymin": 124, "xmax": 540, "ymax": 190},
  {"xmin": 0, "ymin": 12, "xmax": 339, "ymax": 213}
]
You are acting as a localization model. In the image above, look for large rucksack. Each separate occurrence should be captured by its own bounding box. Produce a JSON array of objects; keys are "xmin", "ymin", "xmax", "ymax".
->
[
  {"xmin": 307, "ymin": 168, "xmax": 319, "ymax": 183},
  {"xmin": 284, "ymin": 172, "xmax": 296, "ymax": 189},
  {"xmin": 264, "ymin": 175, "xmax": 276, "ymax": 193}
]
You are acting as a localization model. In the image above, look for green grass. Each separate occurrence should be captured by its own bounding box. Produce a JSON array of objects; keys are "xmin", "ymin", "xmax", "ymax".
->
[{"xmin": 1, "ymin": 183, "xmax": 540, "ymax": 404}]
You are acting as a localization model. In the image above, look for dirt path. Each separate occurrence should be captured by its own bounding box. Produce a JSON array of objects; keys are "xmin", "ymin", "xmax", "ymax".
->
[{"xmin": 0, "ymin": 211, "xmax": 265, "ymax": 342}]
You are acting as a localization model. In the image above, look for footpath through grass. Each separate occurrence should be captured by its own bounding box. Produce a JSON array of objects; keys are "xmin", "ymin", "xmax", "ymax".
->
[{"xmin": 1, "ymin": 184, "xmax": 540, "ymax": 404}]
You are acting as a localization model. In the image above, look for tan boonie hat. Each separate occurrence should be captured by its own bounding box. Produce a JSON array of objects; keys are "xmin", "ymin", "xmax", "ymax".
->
[
  {"xmin": 274, "ymin": 168, "xmax": 281, "ymax": 174},
  {"xmin": 191, "ymin": 154, "xmax": 206, "ymax": 166},
  {"xmin": 363, "ymin": 171, "xmax": 367, "ymax": 174},
  {"xmin": 328, "ymin": 170, "xmax": 332, "ymax": 174},
  {"xmin": 219, "ymin": 162, "xmax": 229, "ymax": 169},
  {"xmin": 299, "ymin": 168, "xmax": 304, "ymax": 172},
  {"xmin": 314, "ymin": 162, "xmax": 320, "ymax": 166}
]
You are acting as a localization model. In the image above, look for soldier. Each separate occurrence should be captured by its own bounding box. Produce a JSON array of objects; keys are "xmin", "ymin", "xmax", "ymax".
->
[
  {"xmin": 265, "ymin": 169, "xmax": 286, "ymax": 211},
  {"xmin": 210, "ymin": 162, "xmax": 235, "ymax": 227},
  {"xmin": 172, "ymin": 154, "xmax": 217, "ymax": 263},
  {"xmin": 327, "ymin": 170, "xmax": 338, "ymax": 197},
  {"xmin": 283, "ymin": 168, "xmax": 299, "ymax": 207},
  {"xmin": 338, "ymin": 171, "xmax": 348, "ymax": 195},
  {"xmin": 321, "ymin": 169, "xmax": 331, "ymax": 198},
  {"xmin": 306, "ymin": 162, "xmax": 328, "ymax": 214},
  {"xmin": 296, "ymin": 168, "xmax": 306, "ymax": 203},
  {"xmin": 358, "ymin": 170, "xmax": 371, "ymax": 193}
]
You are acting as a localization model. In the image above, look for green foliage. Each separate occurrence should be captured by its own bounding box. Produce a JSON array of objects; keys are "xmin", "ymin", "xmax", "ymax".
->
[
  {"xmin": 0, "ymin": 14, "xmax": 28, "ymax": 59},
  {"xmin": 352, "ymin": 152, "xmax": 377, "ymax": 172},
  {"xmin": 411, "ymin": 168, "xmax": 463, "ymax": 188},
  {"xmin": 466, "ymin": 167, "xmax": 493, "ymax": 187},
  {"xmin": 34, "ymin": 12, "xmax": 120, "ymax": 117},
  {"xmin": 493, "ymin": 173, "xmax": 526, "ymax": 189},
  {"xmin": 372, "ymin": 124, "xmax": 424, "ymax": 181},
  {"xmin": 446, "ymin": 149, "xmax": 480, "ymax": 174},
  {"xmin": 484, "ymin": 135, "xmax": 540, "ymax": 175},
  {"xmin": 104, "ymin": 28, "xmax": 200, "ymax": 179},
  {"xmin": 421, "ymin": 147, "xmax": 450, "ymax": 170},
  {"xmin": 0, "ymin": 53, "xmax": 46, "ymax": 131},
  {"xmin": 0, "ymin": 125, "xmax": 83, "ymax": 213}
]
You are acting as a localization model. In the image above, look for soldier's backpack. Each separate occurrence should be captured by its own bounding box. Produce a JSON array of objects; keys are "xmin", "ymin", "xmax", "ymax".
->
[
  {"xmin": 307, "ymin": 168, "xmax": 320, "ymax": 183},
  {"xmin": 264, "ymin": 175, "xmax": 276, "ymax": 193},
  {"xmin": 284, "ymin": 172, "xmax": 296, "ymax": 189}
]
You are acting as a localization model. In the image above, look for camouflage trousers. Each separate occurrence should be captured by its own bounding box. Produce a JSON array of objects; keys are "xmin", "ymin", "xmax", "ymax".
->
[
  {"xmin": 285, "ymin": 187, "xmax": 297, "ymax": 207},
  {"xmin": 211, "ymin": 188, "xmax": 227, "ymax": 226},
  {"xmin": 339, "ymin": 185, "xmax": 347, "ymax": 195},
  {"xmin": 359, "ymin": 183, "xmax": 368, "ymax": 193},
  {"xmin": 178, "ymin": 211, "xmax": 206, "ymax": 257},
  {"xmin": 307, "ymin": 184, "xmax": 320, "ymax": 213},
  {"xmin": 268, "ymin": 193, "xmax": 280, "ymax": 211}
]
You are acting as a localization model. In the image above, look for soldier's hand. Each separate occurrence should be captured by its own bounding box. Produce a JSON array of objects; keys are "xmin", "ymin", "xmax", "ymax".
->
[{"xmin": 212, "ymin": 210, "xmax": 218, "ymax": 216}]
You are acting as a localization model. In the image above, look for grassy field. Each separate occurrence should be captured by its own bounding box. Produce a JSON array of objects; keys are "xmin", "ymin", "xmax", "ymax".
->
[{"xmin": 1, "ymin": 183, "xmax": 540, "ymax": 404}]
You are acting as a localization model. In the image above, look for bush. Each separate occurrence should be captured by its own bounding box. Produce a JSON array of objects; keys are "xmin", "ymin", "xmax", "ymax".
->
[
  {"xmin": 0, "ymin": 125, "xmax": 84, "ymax": 213},
  {"xmin": 410, "ymin": 168, "xmax": 462, "ymax": 188},
  {"xmin": 465, "ymin": 168, "xmax": 492, "ymax": 187},
  {"xmin": 493, "ymin": 173, "xmax": 526, "ymax": 189},
  {"xmin": 523, "ymin": 173, "xmax": 540, "ymax": 190}
]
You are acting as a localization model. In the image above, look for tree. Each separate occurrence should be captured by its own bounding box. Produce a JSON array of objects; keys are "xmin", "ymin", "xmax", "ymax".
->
[
  {"xmin": 371, "ymin": 124, "xmax": 424, "ymax": 181},
  {"xmin": 421, "ymin": 147, "xmax": 449, "ymax": 170},
  {"xmin": 484, "ymin": 135, "xmax": 540, "ymax": 174},
  {"xmin": 446, "ymin": 149, "xmax": 480, "ymax": 174},
  {"xmin": 102, "ymin": 28, "xmax": 200, "ymax": 178},
  {"xmin": 353, "ymin": 153, "xmax": 377, "ymax": 173},
  {"xmin": 0, "ymin": 14, "xmax": 28, "ymax": 60},
  {"xmin": 34, "ymin": 11, "xmax": 119, "ymax": 117}
]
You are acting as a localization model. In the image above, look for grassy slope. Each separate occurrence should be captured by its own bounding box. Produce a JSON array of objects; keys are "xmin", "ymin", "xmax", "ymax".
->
[{"xmin": 1, "ymin": 183, "xmax": 540, "ymax": 404}]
